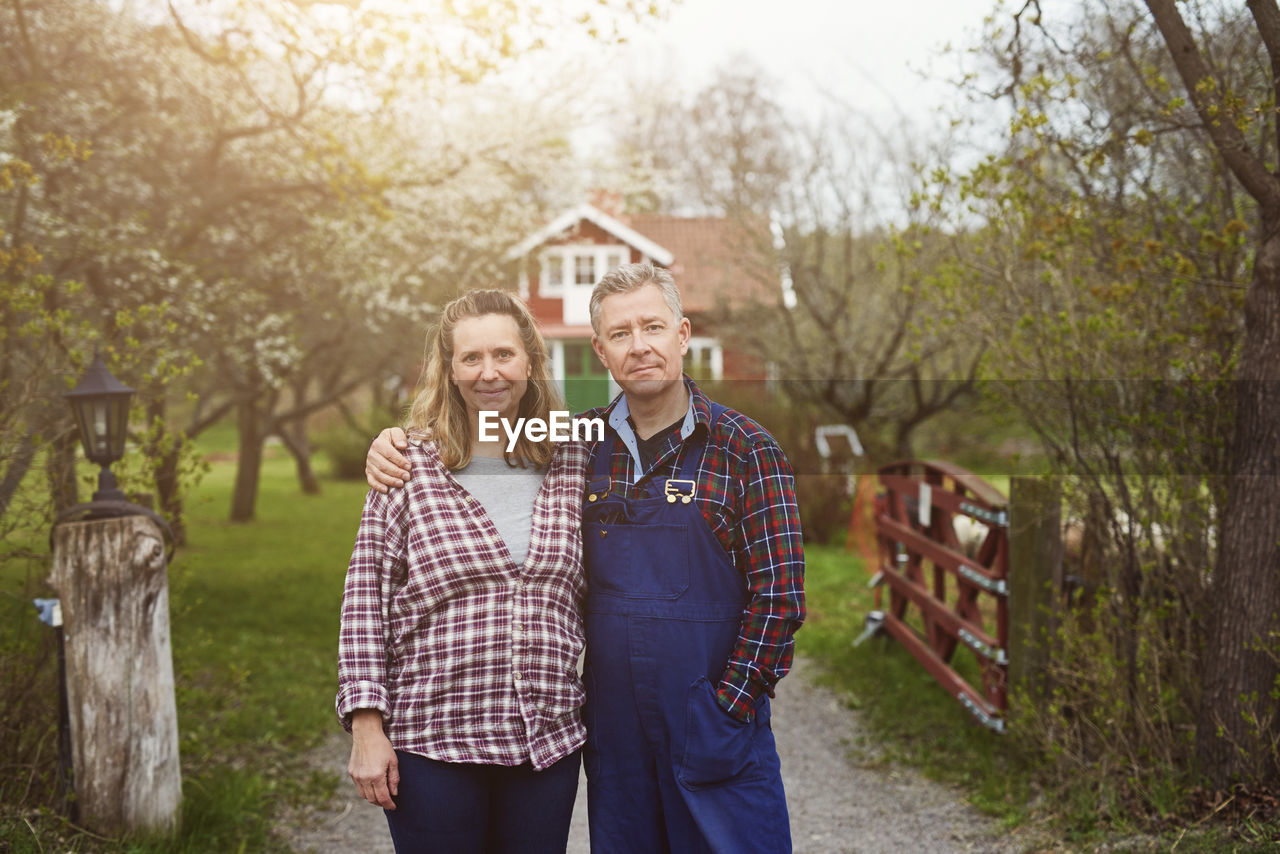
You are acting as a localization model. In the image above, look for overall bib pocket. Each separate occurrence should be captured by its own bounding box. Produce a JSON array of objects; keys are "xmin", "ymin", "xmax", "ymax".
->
[{"xmin": 583, "ymin": 522, "xmax": 689, "ymax": 599}]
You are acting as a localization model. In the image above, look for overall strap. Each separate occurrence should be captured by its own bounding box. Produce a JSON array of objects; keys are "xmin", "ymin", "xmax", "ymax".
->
[
  {"xmin": 591, "ymin": 429, "xmax": 616, "ymax": 480},
  {"xmin": 586, "ymin": 429, "xmax": 617, "ymax": 501},
  {"xmin": 672, "ymin": 401, "xmax": 729, "ymax": 482}
]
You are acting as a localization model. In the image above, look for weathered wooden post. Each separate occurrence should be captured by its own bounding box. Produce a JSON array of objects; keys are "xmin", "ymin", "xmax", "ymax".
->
[
  {"xmin": 1007, "ymin": 476, "xmax": 1064, "ymax": 700},
  {"xmin": 48, "ymin": 515, "xmax": 182, "ymax": 833},
  {"xmin": 48, "ymin": 354, "xmax": 182, "ymax": 835}
]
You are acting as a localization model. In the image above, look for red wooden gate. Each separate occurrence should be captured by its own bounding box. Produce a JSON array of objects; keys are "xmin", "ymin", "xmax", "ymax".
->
[{"xmin": 870, "ymin": 460, "xmax": 1010, "ymax": 732}]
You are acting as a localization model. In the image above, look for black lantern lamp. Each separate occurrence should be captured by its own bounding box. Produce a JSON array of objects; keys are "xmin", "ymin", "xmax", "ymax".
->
[
  {"xmin": 64, "ymin": 353, "xmax": 134, "ymax": 502},
  {"xmin": 54, "ymin": 353, "xmax": 173, "ymax": 557}
]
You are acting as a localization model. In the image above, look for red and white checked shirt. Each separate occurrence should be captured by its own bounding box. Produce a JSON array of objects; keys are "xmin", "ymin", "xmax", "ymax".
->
[{"xmin": 336, "ymin": 437, "xmax": 589, "ymax": 770}]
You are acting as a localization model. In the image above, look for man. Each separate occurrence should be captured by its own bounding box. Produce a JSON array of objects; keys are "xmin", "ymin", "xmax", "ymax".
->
[{"xmin": 365, "ymin": 264, "xmax": 804, "ymax": 853}]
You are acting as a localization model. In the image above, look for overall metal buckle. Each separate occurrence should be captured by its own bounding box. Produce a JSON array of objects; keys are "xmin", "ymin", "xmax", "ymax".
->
[
  {"xmin": 664, "ymin": 479, "xmax": 696, "ymax": 504},
  {"xmin": 586, "ymin": 478, "xmax": 612, "ymax": 503}
]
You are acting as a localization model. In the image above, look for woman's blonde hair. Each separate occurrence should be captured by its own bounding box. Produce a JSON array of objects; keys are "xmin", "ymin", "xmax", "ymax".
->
[{"xmin": 406, "ymin": 289, "xmax": 561, "ymax": 470}]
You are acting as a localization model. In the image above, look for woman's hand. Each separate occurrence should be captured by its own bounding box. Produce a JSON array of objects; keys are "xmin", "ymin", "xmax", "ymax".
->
[
  {"xmin": 366, "ymin": 428, "xmax": 411, "ymax": 493},
  {"xmin": 348, "ymin": 710, "xmax": 399, "ymax": 810}
]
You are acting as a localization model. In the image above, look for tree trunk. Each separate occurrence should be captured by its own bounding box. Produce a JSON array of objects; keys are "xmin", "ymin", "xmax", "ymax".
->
[
  {"xmin": 1195, "ymin": 223, "xmax": 1280, "ymax": 787},
  {"xmin": 48, "ymin": 515, "xmax": 182, "ymax": 835},
  {"xmin": 1138, "ymin": 0, "xmax": 1280, "ymax": 786},
  {"xmin": 0, "ymin": 431, "xmax": 38, "ymax": 516},
  {"xmin": 147, "ymin": 397, "xmax": 187, "ymax": 546},
  {"xmin": 230, "ymin": 396, "xmax": 264, "ymax": 522},
  {"xmin": 276, "ymin": 420, "xmax": 321, "ymax": 495},
  {"xmin": 46, "ymin": 428, "xmax": 79, "ymax": 512},
  {"xmin": 1008, "ymin": 476, "xmax": 1064, "ymax": 702},
  {"xmin": 892, "ymin": 423, "xmax": 915, "ymax": 461}
]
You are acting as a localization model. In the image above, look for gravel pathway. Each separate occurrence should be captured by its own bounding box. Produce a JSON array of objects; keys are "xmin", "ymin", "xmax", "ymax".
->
[{"xmin": 280, "ymin": 658, "xmax": 1022, "ymax": 853}]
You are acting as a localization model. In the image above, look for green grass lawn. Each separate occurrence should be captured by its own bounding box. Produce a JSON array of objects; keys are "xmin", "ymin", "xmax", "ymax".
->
[
  {"xmin": 1, "ymin": 438, "xmax": 370, "ymax": 853},
  {"xmin": 159, "ymin": 447, "xmax": 369, "ymax": 852}
]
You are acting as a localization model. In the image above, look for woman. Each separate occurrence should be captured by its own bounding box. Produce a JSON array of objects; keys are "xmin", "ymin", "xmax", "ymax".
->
[{"xmin": 336, "ymin": 289, "xmax": 588, "ymax": 854}]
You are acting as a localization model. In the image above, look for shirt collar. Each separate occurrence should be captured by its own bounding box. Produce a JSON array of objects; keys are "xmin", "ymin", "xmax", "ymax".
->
[{"xmin": 605, "ymin": 376, "xmax": 711, "ymax": 473}]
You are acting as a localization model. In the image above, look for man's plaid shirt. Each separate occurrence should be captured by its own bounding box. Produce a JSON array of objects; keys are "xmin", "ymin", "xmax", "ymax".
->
[
  {"xmin": 582, "ymin": 377, "xmax": 806, "ymax": 721},
  {"xmin": 336, "ymin": 437, "xmax": 588, "ymax": 771}
]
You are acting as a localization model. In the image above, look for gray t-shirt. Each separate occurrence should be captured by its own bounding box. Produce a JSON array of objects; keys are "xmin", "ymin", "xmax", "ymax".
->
[{"xmin": 452, "ymin": 455, "xmax": 545, "ymax": 566}]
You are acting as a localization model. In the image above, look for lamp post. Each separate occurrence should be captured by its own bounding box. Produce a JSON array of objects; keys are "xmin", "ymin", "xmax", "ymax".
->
[
  {"xmin": 54, "ymin": 352, "xmax": 173, "ymax": 551},
  {"xmin": 63, "ymin": 353, "xmax": 134, "ymax": 503},
  {"xmin": 47, "ymin": 353, "xmax": 139, "ymax": 818},
  {"xmin": 46, "ymin": 351, "xmax": 183, "ymax": 834}
]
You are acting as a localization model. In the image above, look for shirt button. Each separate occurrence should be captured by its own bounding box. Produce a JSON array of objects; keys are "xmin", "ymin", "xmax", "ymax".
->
[
  {"xmin": 514, "ymin": 623, "xmax": 525, "ymax": 633},
  {"xmin": 513, "ymin": 672, "xmax": 523, "ymax": 682}
]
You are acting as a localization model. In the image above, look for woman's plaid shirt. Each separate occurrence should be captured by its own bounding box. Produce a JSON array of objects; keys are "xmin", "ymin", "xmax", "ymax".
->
[{"xmin": 336, "ymin": 437, "xmax": 589, "ymax": 771}]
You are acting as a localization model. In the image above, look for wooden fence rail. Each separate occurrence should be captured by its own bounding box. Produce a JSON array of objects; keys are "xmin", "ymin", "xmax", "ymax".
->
[{"xmin": 871, "ymin": 460, "xmax": 1010, "ymax": 732}]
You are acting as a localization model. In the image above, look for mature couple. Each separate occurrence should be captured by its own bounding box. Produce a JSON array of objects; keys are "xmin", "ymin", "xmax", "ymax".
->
[{"xmin": 336, "ymin": 263, "xmax": 805, "ymax": 853}]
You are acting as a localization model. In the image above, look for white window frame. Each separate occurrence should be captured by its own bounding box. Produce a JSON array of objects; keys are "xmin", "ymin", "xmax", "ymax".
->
[
  {"xmin": 685, "ymin": 336, "xmax": 724, "ymax": 381},
  {"xmin": 549, "ymin": 340, "xmax": 565, "ymax": 384},
  {"xmin": 540, "ymin": 250, "xmax": 568, "ymax": 297},
  {"xmin": 539, "ymin": 244, "xmax": 629, "ymax": 298}
]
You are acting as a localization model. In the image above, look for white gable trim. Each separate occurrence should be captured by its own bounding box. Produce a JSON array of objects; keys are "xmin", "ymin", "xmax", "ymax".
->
[{"xmin": 504, "ymin": 204, "xmax": 675, "ymax": 266}]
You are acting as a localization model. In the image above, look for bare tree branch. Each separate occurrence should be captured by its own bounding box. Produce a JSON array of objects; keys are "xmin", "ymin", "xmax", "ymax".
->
[
  {"xmin": 1247, "ymin": 0, "xmax": 1280, "ymax": 159},
  {"xmin": 1146, "ymin": 0, "xmax": 1280, "ymax": 213}
]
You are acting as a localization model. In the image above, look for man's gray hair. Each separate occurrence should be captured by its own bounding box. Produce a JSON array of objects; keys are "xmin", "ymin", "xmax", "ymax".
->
[{"xmin": 589, "ymin": 262, "xmax": 683, "ymax": 334}]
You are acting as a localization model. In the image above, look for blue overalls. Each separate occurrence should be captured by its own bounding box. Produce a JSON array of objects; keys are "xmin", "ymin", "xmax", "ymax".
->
[{"xmin": 581, "ymin": 403, "xmax": 791, "ymax": 854}]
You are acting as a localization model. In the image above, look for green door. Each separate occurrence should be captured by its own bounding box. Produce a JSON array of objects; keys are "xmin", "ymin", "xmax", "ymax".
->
[{"xmin": 562, "ymin": 340, "xmax": 612, "ymax": 414}]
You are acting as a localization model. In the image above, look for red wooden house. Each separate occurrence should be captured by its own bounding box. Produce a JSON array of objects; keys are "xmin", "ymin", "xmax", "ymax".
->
[{"xmin": 506, "ymin": 199, "xmax": 780, "ymax": 413}]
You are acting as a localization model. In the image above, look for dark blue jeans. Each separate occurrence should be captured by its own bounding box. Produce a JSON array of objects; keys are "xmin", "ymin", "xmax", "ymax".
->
[{"xmin": 383, "ymin": 749, "xmax": 580, "ymax": 854}]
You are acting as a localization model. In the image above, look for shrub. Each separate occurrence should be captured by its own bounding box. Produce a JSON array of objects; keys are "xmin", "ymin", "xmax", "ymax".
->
[
  {"xmin": 313, "ymin": 406, "xmax": 403, "ymax": 481},
  {"xmin": 698, "ymin": 380, "xmax": 854, "ymax": 546}
]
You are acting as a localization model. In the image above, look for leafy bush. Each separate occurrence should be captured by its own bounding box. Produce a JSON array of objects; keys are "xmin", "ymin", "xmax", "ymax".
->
[
  {"xmin": 695, "ymin": 380, "xmax": 854, "ymax": 546},
  {"xmin": 313, "ymin": 405, "xmax": 403, "ymax": 481},
  {"xmin": 0, "ymin": 554, "xmax": 62, "ymax": 815}
]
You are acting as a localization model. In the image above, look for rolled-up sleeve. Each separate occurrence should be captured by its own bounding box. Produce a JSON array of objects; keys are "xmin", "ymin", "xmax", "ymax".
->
[
  {"xmin": 717, "ymin": 439, "xmax": 806, "ymax": 721},
  {"xmin": 336, "ymin": 487, "xmax": 406, "ymax": 731}
]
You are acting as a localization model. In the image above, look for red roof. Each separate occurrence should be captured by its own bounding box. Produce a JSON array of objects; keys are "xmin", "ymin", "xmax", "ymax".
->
[{"xmin": 619, "ymin": 214, "xmax": 780, "ymax": 314}]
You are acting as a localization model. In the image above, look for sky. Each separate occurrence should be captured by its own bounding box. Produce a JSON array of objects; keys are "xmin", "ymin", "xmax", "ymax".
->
[
  {"xmin": 614, "ymin": 0, "xmax": 1000, "ymax": 125},
  {"xmin": 525, "ymin": 0, "xmax": 1011, "ymax": 177},
  {"xmin": 518, "ymin": 0, "xmax": 1010, "ymax": 216}
]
